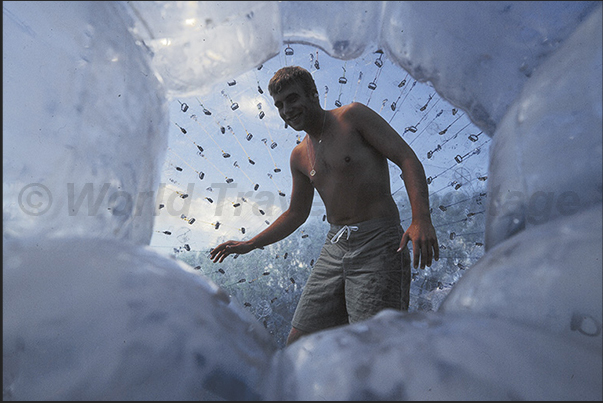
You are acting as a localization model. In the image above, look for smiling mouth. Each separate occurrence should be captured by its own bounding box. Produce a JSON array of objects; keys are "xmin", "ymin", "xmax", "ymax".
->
[{"xmin": 288, "ymin": 114, "xmax": 301, "ymax": 125}]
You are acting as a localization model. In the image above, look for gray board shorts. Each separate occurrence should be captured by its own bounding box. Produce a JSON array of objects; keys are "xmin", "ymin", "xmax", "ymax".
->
[{"xmin": 291, "ymin": 216, "xmax": 411, "ymax": 334}]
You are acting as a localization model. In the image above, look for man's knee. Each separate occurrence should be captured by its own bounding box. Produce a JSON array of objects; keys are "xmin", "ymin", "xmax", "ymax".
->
[{"xmin": 286, "ymin": 327, "xmax": 307, "ymax": 346}]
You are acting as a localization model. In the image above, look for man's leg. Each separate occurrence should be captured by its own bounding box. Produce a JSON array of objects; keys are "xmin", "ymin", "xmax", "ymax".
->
[
  {"xmin": 289, "ymin": 229, "xmax": 348, "ymax": 345},
  {"xmin": 286, "ymin": 326, "xmax": 309, "ymax": 346},
  {"xmin": 345, "ymin": 221, "xmax": 407, "ymax": 323}
]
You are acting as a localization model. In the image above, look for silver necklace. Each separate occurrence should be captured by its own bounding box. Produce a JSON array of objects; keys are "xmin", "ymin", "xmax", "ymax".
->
[{"xmin": 307, "ymin": 111, "xmax": 327, "ymax": 177}]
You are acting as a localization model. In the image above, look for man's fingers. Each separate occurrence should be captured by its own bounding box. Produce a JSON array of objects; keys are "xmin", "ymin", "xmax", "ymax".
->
[
  {"xmin": 209, "ymin": 242, "xmax": 234, "ymax": 263},
  {"xmin": 434, "ymin": 241, "xmax": 440, "ymax": 261},
  {"xmin": 211, "ymin": 251, "xmax": 220, "ymax": 263},
  {"xmin": 412, "ymin": 241, "xmax": 420, "ymax": 269},
  {"xmin": 219, "ymin": 253, "xmax": 227, "ymax": 263},
  {"xmin": 424, "ymin": 244, "xmax": 433, "ymax": 267},
  {"xmin": 397, "ymin": 232, "xmax": 409, "ymax": 252},
  {"xmin": 210, "ymin": 247, "xmax": 220, "ymax": 262},
  {"xmin": 419, "ymin": 243, "xmax": 426, "ymax": 269},
  {"xmin": 220, "ymin": 246, "xmax": 232, "ymax": 263},
  {"xmin": 422, "ymin": 242, "xmax": 432, "ymax": 268},
  {"xmin": 413, "ymin": 239, "xmax": 435, "ymax": 269},
  {"xmin": 216, "ymin": 252, "xmax": 227, "ymax": 263},
  {"xmin": 211, "ymin": 249, "xmax": 222, "ymax": 263}
]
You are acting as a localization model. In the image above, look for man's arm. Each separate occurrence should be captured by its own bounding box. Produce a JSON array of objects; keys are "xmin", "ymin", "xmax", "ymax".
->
[
  {"xmin": 348, "ymin": 102, "xmax": 439, "ymax": 269},
  {"xmin": 209, "ymin": 146, "xmax": 314, "ymax": 263}
]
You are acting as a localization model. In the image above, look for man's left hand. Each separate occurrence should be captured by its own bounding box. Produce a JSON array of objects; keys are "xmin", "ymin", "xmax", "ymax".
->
[{"xmin": 399, "ymin": 220, "xmax": 439, "ymax": 269}]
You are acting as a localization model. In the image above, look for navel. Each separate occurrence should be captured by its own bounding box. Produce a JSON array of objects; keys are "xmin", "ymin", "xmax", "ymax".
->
[{"xmin": 344, "ymin": 156, "xmax": 351, "ymax": 163}]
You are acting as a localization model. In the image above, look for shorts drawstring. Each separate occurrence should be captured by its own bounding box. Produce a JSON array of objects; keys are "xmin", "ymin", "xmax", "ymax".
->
[{"xmin": 330, "ymin": 225, "xmax": 359, "ymax": 244}]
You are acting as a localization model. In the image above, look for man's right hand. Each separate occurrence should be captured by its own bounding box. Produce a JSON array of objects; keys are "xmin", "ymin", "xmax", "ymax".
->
[{"xmin": 209, "ymin": 240, "xmax": 254, "ymax": 263}]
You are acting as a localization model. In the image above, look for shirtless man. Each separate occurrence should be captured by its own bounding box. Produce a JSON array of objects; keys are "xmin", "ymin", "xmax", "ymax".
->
[{"xmin": 210, "ymin": 66, "xmax": 438, "ymax": 345}]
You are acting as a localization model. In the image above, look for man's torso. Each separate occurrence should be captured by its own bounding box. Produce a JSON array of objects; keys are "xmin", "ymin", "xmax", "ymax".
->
[{"xmin": 296, "ymin": 105, "xmax": 399, "ymax": 225}]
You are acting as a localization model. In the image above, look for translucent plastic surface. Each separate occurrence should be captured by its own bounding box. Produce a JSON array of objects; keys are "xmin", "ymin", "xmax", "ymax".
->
[
  {"xmin": 485, "ymin": 6, "xmax": 603, "ymax": 248},
  {"xmin": 3, "ymin": 1, "xmax": 168, "ymax": 244},
  {"xmin": 3, "ymin": 1, "xmax": 601, "ymax": 400}
]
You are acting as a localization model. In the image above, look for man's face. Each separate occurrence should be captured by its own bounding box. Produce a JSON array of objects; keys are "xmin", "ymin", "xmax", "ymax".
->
[{"xmin": 271, "ymin": 82, "xmax": 315, "ymax": 131}]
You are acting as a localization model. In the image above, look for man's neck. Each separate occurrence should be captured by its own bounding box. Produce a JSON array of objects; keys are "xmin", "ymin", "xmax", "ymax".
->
[{"xmin": 307, "ymin": 109, "xmax": 327, "ymax": 139}]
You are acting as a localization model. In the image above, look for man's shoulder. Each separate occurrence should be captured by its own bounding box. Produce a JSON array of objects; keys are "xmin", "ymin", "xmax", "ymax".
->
[
  {"xmin": 338, "ymin": 102, "xmax": 376, "ymax": 126},
  {"xmin": 288, "ymin": 140, "xmax": 310, "ymax": 175},
  {"xmin": 340, "ymin": 101, "xmax": 373, "ymax": 118},
  {"xmin": 342, "ymin": 101, "xmax": 365, "ymax": 112},
  {"xmin": 290, "ymin": 139, "xmax": 306, "ymax": 160}
]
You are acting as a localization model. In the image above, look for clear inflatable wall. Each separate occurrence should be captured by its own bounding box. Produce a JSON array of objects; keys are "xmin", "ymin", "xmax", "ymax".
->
[{"xmin": 3, "ymin": 1, "xmax": 601, "ymax": 400}]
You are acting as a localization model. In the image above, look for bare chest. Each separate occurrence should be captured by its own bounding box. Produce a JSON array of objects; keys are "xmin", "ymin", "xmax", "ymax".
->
[{"xmin": 306, "ymin": 130, "xmax": 383, "ymax": 187}]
